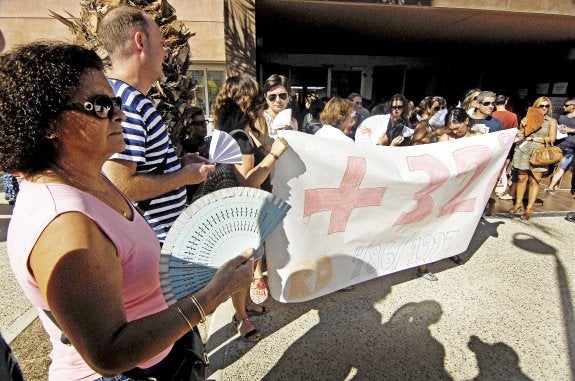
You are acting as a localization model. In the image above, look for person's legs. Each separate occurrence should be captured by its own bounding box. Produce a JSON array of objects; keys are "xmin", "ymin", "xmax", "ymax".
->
[
  {"xmin": 231, "ymin": 288, "xmax": 260, "ymax": 341},
  {"xmin": 522, "ymin": 171, "xmax": 543, "ymax": 220},
  {"xmin": 511, "ymin": 170, "xmax": 528, "ymax": 213},
  {"xmin": 2, "ymin": 173, "xmax": 17, "ymax": 203},
  {"xmin": 416, "ymin": 264, "xmax": 437, "ymax": 281},
  {"xmin": 252, "ymin": 256, "xmax": 269, "ymax": 298},
  {"xmin": 547, "ymin": 151, "xmax": 573, "ymax": 194},
  {"xmin": 244, "ymin": 287, "xmax": 267, "ymax": 316}
]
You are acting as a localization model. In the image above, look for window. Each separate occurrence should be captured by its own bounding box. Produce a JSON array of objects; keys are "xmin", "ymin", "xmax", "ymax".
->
[{"xmin": 190, "ymin": 67, "xmax": 225, "ymax": 119}]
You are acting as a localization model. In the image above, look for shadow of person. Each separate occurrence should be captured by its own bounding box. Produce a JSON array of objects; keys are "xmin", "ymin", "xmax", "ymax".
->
[
  {"xmin": 468, "ymin": 335, "xmax": 532, "ymax": 381},
  {"xmin": 260, "ymin": 298, "xmax": 452, "ymax": 380},
  {"xmin": 208, "ymin": 254, "xmax": 383, "ymax": 378},
  {"xmin": 453, "ymin": 218, "xmax": 505, "ymax": 263}
]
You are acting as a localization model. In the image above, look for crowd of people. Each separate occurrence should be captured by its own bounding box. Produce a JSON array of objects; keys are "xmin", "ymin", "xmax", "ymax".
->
[
  {"xmin": 1, "ymin": 5, "xmax": 574, "ymax": 381},
  {"xmin": 293, "ymin": 90, "xmax": 573, "ymax": 280}
]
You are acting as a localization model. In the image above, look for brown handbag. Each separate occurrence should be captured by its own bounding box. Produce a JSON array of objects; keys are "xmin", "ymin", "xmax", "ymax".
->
[{"xmin": 529, "ymin": 138, "xmax": 563, "ymax": 166}]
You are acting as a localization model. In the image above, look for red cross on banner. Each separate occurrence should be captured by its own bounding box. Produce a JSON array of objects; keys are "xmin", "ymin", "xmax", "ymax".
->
[{"xmin": 303, "ymin": 156, "xmax": 387, "ymax": 234}]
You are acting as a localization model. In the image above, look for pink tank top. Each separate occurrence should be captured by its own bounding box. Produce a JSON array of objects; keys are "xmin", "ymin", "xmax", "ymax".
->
[{"xmin": 8, "ymin": 181, "xmax": 171, "ymax": 381}]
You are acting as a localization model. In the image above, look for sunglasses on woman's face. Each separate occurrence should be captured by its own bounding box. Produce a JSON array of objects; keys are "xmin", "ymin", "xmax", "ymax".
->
[
  {"xmin": 538, "ymin": 104, "xmax": 550, "ymax": 109},
  {"xmin": 65, "ymin": 95, "xmax": 122, "ymax": 119},
  {"xmin": 391, "ymin": 105, "xmax": 404, "ymax": 110},
  {"xmin": 267, "ymin": 93, "xmax": 288, "ymax": 102},
  {"xmin": 433, "ymin": 105, "xmax": 447, "ymax": 112}
]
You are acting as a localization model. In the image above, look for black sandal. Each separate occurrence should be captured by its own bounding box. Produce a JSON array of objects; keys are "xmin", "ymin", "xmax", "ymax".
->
[
  {"xmin": 232, "ymin": 315, "xmax": 261, "ymax": 342},
  {"xmin": 246, "ymin": 302, "xmax": 268, "ymax": 317}
]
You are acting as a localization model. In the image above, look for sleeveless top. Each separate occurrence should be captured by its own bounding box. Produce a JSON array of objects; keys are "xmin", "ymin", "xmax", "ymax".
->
[{"xmin": 7, "ymin": 181, "xmax": 171, "ymax": 381}]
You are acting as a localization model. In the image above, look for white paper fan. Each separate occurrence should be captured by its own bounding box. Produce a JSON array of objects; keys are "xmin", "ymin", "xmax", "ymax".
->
[
  {"xmin": 160, "ymin": 187, "xmax": 291, "ymax": 304},
  {"xmin": 354, "ymin": 114, "xmax": 390, "ymax": 145},
  {"xmin": 208, "ymin": 129, "xmax": 242, "ymax": 164},
  {"xmin": 271, "ymin": 108, "xmax": 292, "ymax": 131}
]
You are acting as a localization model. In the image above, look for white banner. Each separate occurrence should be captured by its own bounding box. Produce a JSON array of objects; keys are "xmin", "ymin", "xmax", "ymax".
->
[{"xmin": 267, "ymin": 129, "xmax": 517, "ymax": 303}]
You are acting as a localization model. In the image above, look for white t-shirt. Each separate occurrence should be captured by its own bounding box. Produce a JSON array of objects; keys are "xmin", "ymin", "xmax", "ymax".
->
[{"xmin": 315, "ymin": 124, "xmax": 354, "ymax": 142}]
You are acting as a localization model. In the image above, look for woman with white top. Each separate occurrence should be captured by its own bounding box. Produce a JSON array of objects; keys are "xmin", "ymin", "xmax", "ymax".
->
[
  {"xmin": 262, "ymin": 74, "xmax": 299, "ymax": 138},
  {"xmin": 315, "ymin": 97, "xmax": 357, "ymax": 142}
]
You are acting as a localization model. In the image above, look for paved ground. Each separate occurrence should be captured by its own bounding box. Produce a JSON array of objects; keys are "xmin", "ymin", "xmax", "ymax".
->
[
  {"xmin": 206, "ymin": 215, "xmax": 574, "ymax": 381},
  {"xmin": 1, "ymin": 192, "xmax": 574, "ymax": 380}
]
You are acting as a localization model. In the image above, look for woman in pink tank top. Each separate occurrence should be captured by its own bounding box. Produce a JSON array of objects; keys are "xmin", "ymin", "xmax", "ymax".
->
[{"xmin": 0, "ymin": 39, "xmax": 254, "ymax": 381}]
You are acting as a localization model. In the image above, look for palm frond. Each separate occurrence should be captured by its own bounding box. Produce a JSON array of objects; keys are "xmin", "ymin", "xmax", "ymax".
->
[{"xmin": 50, "ymin": 0, "xmax": 198, "ymax": 139}]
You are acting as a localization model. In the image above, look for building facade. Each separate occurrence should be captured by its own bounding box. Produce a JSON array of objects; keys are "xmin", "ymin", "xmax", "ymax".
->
[{"xmin": 1, "ymin": 0, "xmax": 574, "ymax": 116}]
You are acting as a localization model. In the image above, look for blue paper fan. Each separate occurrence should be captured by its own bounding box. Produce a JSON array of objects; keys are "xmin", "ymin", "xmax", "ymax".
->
[
  {"xmin": 208, "ymin": 129, "xmax": 243, "ymax": 164},
  {"xmin": 160, "ymin": 187, "xmax": 291, "ymax": 305}
]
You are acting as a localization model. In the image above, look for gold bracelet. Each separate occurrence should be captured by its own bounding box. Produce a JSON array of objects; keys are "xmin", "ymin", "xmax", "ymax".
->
[
  {"xmin": 174, "ymin": 305, "xmax": 194, "ymax": 330},
  {"xmin": 269, "ymin": 152, "xmax": 279, "ymax": 160},
  {"xmin": 188, "ymin": 295, "xmax": 206, "ymax": 323}
]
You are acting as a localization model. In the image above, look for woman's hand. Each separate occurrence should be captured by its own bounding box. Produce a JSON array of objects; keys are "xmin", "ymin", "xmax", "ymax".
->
[
  {"xmin": 208, "ymin": 248, "xmax": 255, "ymax": 299},
  {"xmin": 390, "ymin": 136, "xmax": 404, "ymax": 146},
  {"xmin": 377, "ymin": 134, "xmax": 389, "ymax": 146},
  {"xmin": 270, "ymin": 137, "xmax": 289, "ymax": 158}
]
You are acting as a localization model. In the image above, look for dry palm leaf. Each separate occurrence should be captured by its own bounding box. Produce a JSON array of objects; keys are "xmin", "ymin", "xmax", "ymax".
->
[{"xmin": 51, "ymin": 0, "xmax": 198, "ymax": 140}]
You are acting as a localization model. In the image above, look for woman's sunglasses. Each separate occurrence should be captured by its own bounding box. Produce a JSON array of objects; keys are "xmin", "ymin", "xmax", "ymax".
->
[
  {"xmin": 65, "ymin": 95, "xmax": 122, "ymax": 119},
  {"xmin": 538, "ymin": 104, "xmax": 550, "ymax": 109},
  {"xmin": 391, "ymin": 105, "xmax": 404, "ymax": 110},
  {"xmin": 267, "ymin": 93, "xmax": 288, "ymax": 102},
  {"xmin": 433, "ymin": 105, "xmax": 447, "ymax": 111}
]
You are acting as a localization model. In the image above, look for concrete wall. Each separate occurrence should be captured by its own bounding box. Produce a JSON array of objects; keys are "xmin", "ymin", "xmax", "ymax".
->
[
  {"xmin": 0, "ymin": 0, "xmax": 226, "ymax": 64},
  {"xmin": 171, "ymin": 0, "xmax": 225, "ymax": 64},
  {"xmin": 0, "ymin": 1, "xmax": 80, "ymax": 51},
  {"xmin": 433, "ymin": 0, "xmax": 575, "ymax": 15}
]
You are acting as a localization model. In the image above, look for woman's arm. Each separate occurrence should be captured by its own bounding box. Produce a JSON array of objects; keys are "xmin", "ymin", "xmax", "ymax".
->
[
  {"xmin": 410, "ymin": 121, "xmax": 430, "ymax": 145},
  {"xmin": 233, "ymin": 138, "xmax": 289, "ymax": 188},
  {"xmin": 547, "ymin": 118, "xmax": 558, "ymax": 144},
  {"xmin": 30, "ymin": 212, "xmax": 253, "ymax": 376}
]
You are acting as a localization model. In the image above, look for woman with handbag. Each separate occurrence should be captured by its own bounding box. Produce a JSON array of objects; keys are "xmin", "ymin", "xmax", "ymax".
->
[
  {"xmin": 509, "ymin": 97, "xmax": 558, "ymax": 220},
  {"xmin": 1, "ymin": 42, "xmax": 255, "ymax": 381}
]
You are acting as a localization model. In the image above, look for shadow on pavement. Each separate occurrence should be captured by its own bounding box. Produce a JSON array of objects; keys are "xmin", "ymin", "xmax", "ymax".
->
[
  {"xmin": 468, "ymin": 335, "xmax": 532, "ymax": 381},
  {"xmin": 260, "ymin": 299, "xmax": 451, "ymax": 380},
  {"xmin": 512, "ymin": 232, "xmax": 575, "ymax": 380},
  {"xmin": 208, "ymin": 252, "xmax": 454, "ymax": 380}
]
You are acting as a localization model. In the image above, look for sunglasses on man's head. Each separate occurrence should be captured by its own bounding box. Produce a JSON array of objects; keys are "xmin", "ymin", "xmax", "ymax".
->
[
  {"xmin": 65, "ymin": 95, "xmax": 122, "ymax": 119},
  {"xmin": 538, "ymin": 104, "xmax": 550, "ymax": 109},
  {"xmin": 267, "ymin": 93, "xmax": 288, "ymax": 102},
  {"xmin": 433, "ymin": 105, "xmax": 447, "ymax": 111}
]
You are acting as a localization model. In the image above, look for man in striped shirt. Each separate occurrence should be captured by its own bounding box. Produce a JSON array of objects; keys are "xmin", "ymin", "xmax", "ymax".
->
[{"xmin": 98, "ymin": 6, "xmax": 214, "ymax": 243}]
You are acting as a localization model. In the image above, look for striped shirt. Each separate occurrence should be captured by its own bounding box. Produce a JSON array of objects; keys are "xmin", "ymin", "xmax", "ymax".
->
[{"xmin": 108, "ymin": 79, "xmax": 186, "ymax": 243}]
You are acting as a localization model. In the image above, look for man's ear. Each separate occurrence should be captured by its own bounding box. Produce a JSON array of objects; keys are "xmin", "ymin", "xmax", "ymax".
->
[{"xmin": 134, "ymin": 30, "xmax": 146, "ymax": 52}]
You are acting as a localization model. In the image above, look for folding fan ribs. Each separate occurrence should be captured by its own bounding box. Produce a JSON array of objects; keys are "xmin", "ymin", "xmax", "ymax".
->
[
  {"xmin": 160, "ymin": 187, "xmax": 291, "ymax": 304},
  {"xmin": 523, "ymin": 106, "xmax": 545, "ymax": 137},
  {"xmin": 208, "ymin": 129, "xmax": 242, "ymax": 164}
]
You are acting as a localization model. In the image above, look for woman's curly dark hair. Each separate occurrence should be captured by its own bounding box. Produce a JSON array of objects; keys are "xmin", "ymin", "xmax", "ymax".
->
[
  {"xmin": 212, "ymin": 74, "xmax": 265, "ymax": 137},
  {"xmin": 0, "ymin": 41, "xmax": 104, "ymax": 173}
]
